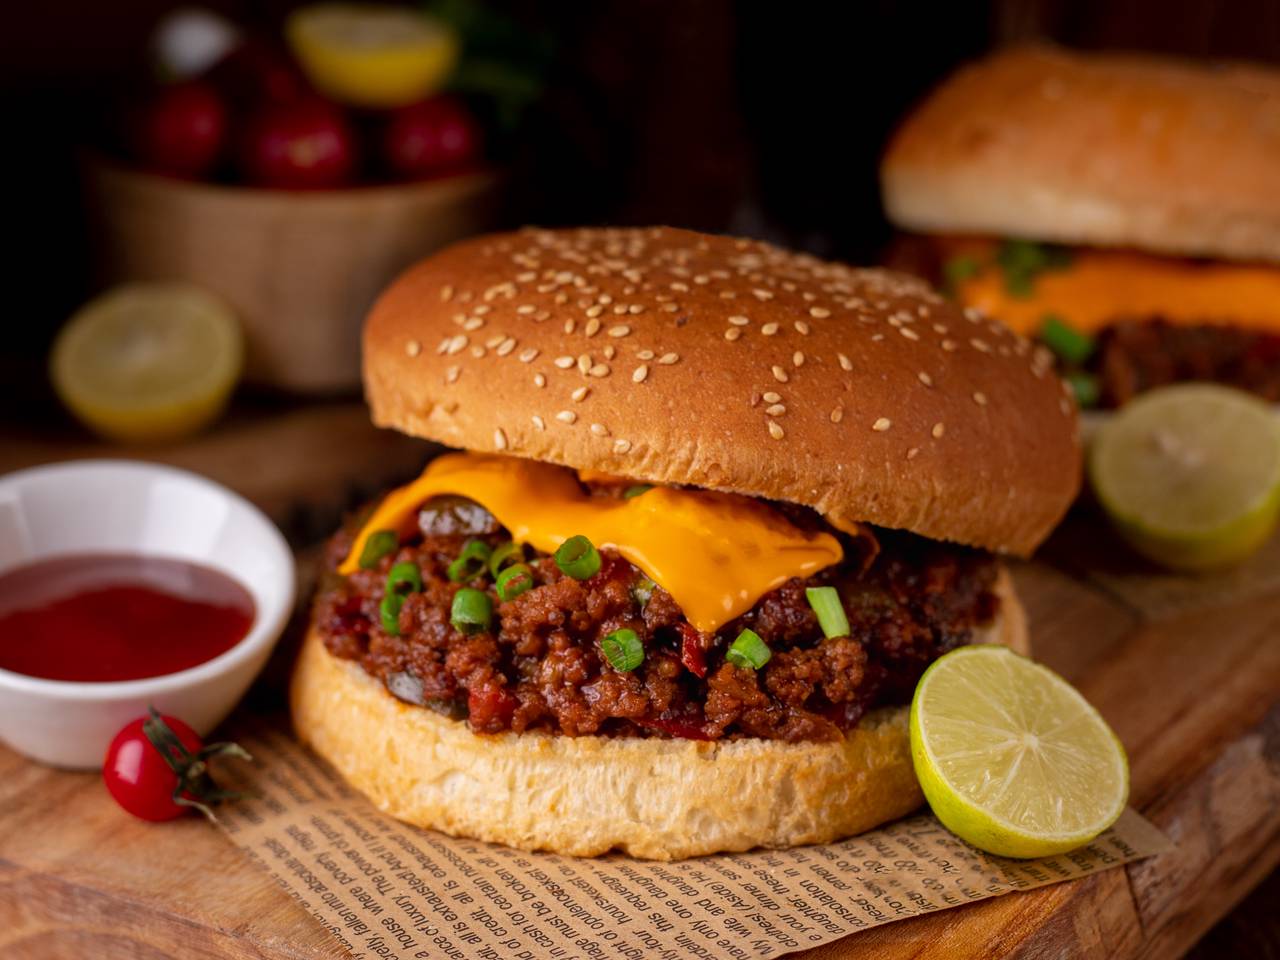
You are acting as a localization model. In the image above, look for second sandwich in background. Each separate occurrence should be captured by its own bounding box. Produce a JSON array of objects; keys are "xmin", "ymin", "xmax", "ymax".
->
[{"xmin": 881, "ymin": 45, "xmax": 1280, "ymax": 411}]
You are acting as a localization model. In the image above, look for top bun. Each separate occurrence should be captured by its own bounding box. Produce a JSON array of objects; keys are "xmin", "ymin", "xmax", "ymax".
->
[
  {"xmin": 364, "ymin": 227, "xmax": 1080, "ymax": 556},
  {"xmin": 881, "ymin": 45, "xmax": 1280, "ymax": 264}
]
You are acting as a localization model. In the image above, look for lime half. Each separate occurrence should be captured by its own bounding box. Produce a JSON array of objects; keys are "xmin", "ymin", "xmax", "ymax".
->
[
  {"xmin": 1089, "ymin": 384, "xmax": 1280, "ymax": 571},
  {"xmin": 51, "ymin": 283, "xmax": 242, "ymax": 443},
  {"xmin": 910, "ymin": 645, "xmax": 1129, "ymax": 859}
]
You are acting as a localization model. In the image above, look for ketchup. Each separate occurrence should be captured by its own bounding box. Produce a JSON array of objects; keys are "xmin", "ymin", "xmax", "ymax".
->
[{"xmin": 0, "ymin": 554, "xmax": 254, "ymax": 682}]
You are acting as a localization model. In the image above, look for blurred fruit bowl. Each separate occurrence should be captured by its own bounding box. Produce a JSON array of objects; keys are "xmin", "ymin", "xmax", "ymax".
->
[{"xmin": 83, "ymin": 155, "xmax": 501, "ymax": 393}]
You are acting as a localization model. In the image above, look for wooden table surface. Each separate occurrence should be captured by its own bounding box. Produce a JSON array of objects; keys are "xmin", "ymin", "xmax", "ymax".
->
[{"xmin": 1, "ymin": 403, "xmax": 1277, "ymax": 960}]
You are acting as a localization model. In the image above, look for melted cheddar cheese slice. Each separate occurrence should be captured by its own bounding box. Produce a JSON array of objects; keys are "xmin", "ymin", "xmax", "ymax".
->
[
  {"xmin": 341, "ymin": 453, "xmax": 843, "ymax": 633},
  {"xmin": 950, "ymin": 241, "xmax": 1280, "ymax": 337}
]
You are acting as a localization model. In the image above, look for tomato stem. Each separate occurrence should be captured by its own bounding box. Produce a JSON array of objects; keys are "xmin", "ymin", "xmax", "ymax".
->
[{"xmin": 141, "ymin": 706, "xmax": 253, "ymax": 822}]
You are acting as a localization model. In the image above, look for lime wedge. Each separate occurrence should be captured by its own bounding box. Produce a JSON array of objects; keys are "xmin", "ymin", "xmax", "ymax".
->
[
  {"xmin": 910, "ymin": 645, "xmax": 1128, "ymax": 858},
  {"xmin": 1089, "ymin": 384, "xmax": 1280, "ymax": 571},
  {"xmin": 50, "ymin": 283, "xmax": 243, "ymax": 443},
  {"xmin": 286, "ymin": 4, "xmax": 459, "ymax": 108}
]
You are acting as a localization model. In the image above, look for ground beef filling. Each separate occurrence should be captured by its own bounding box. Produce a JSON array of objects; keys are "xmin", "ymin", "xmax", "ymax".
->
[{"xmin": 316, "ymin": 498, "xmax": 1000, "ymax": 743}]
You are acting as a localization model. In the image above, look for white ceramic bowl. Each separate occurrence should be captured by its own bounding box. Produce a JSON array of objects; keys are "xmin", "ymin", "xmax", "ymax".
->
[{"xmin": 0, "ymin": 460, "xmax": 295, "ymax": 768}]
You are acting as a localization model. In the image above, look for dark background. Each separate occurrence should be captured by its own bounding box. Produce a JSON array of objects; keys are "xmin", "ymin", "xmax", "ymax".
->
[{"xmin": 2, "ymin": 3, "xmax": 1279, "ymax": 954}]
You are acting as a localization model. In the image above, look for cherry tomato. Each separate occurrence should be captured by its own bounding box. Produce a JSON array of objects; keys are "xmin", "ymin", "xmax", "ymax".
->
[
  {"xmin": 382, "ymin": 96, "xmax": 481, "ymax": 180},
  {"xmin": 103, "ymin": 713, "xmax": 203, "ymax": 821},
  {"xmin": 238, "ymin": 97, "xmax": 357, "ymax": 189},
  {"xmin": 133, "ymin": 81, "xmax": 228, "ymax": 179}
]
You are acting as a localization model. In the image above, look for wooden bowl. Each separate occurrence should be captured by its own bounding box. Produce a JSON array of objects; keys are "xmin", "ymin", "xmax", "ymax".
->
[{"xmin": 83, "ymin": 159, "xmax": 502, "ymax": 393}]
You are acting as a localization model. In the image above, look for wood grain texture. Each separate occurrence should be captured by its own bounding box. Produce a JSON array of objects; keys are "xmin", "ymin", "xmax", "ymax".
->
[{"xmin": 1, "ymin": 405, "xmax": 1277, "ymax": 959}]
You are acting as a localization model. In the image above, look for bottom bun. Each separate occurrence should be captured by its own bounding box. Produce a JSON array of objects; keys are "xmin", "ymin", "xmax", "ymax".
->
[{"xmin": 291, "ymin": 567, "xmax": 1027, "ymax": 860}]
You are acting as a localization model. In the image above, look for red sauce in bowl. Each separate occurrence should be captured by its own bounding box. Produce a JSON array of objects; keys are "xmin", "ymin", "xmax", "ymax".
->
[{"xmin": 0, "ymin": 554, "xmax": 255, "ymax": 682}]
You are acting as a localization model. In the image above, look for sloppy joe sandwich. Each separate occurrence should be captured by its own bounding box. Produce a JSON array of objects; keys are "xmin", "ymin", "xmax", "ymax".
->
[
  {"xmin": 881, "ymin": 45, "xmax": 1280, "ymax": 409},
  {"xmin": 292, "ymin": 226, "xmax": 1081, "ymax": 859}
]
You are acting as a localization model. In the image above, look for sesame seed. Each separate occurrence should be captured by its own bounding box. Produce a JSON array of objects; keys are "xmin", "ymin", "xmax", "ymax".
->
[
  {"xmin": 531, "ymin": 414, "xmax": 545, "ymax": 430},
  {"xmin": 554, "ymin": 355, "xmax": 574, "ymax": 369},
  {"xmin": 933, "ymin": 323, "xmax": 948, "ymax": 334},
  {"xmin": 534, "ymin": 373, "xmax": 546, "ymax": 388},
  {"xmin": 446, "ymin": 335, "xmax": 468, "ymax": 355},
  {"xmin": 493, "ymin": 428, "xmax": 508, "ymax": 450},
  {"xmin": 440, "ymin": 285, "xmax": 455, "ymax": 302},
  {"xmin": 445, "ymin": 365, "xmax": 460, "ymax": 384},
  {"xmin": 662, "ymin": 302, "xmax": 679, "ymax": 312},
  {"xmin": 516, "ymin": 272, "xmax": 536, "ymax": 283},
  {"xmin": 725, "ymin": 327, "xmax": 742, "ymax": 341},
  {"xmin": 906, "ymin": 447, "xmax": 920, "ymax": 460},
  {"xmin": 753, "ymin": 288, "xmax": 774, "ymax": 300},
  {"xmin": 571, "ymin": 386, "xmax": 589, "ymax": 402},
  {"xmin": 632, "ymin": 364, "xmax": 649, "ymax": 383},
  {"xmin": 496, "ymin": 337, "xmax": 517, "ymax": 356},
  {"xmin": 589, "ymin": 363, "xmax": 611, "ymax": 377},
  {"xmin": 761, "ymin": 322, "xmax": 779, "ymax": 336},
  {"xmin": 771, "ymin": 365, "xmax": 789, "ymax": 383},
  {"xmin": 629, "ymin": 303, "xmax": 644, "ymax": 314},
  {"xmin": 590, "ymin": 423, "xmax": 609, "ymax": 437},
  {"xmin": 809, "ymin": 306, "xmax": 831, "ymax": 318},
  {"xmin": 470, "ymin": 346, "xmax": 485, "ymax": 358},
  {"xmin": 613, "ymin": 439, "xmax": 632, "ymax": 454},
  {"xmin": 792, "ymin": 351, "xmax": 805, "ymax": 367},
  {"xmin": 517, "ymin": 304, "xmax": 536, "ymax": 315},
  {"xmin": 463, "ymin": 317, "xmax": 484, "ymax": 331},
  {"xmin": 405, "ymin": 339, "xmax": 422, "ymax": 357},
  {"xmin": 608, "ymin": 325, "xmax": 631, "ymax": 338},
  {"xmin": 577, "ymin": 355, "xmax": 591, "ymax": 374},
  {"xmin": 762, "ymin": 391, "xmax": 782, "ymax": 403},
  {"xmin": 556, "ymin": 410, "xmax": 578, "ymax": 424},
  {"xmin": 484, "ymin": 334, "xmax": 505, "ymax": 349},
  {"xmin": 830, "ymin": 406, "xmax": 844, "ymax": 423},
  {"xmin": 657, "ymin": 353, "xmax": 679, "ymax": 365},
  {"xmin": 917, "ymin": 371, "xmax": 933, "ymax": 387},
  {"xmin": 598, "ymin": 294, "xmax": 613, "ymax": 305},
  {"xmin": 838, "ymin": 353, "xmax": 853, "ymax": 371},
  {"xmin": 564, "ymin": 319, "xmax": 576, "ymax": 335},
  {"xmin": 899, "ymin": 327, "xmax": 920, "ymax": 341},
  {"xmin": 584, "ymin": 318, "xmax": 602, "ymax": 338},
  {"xmin": 973, "ymin": 391, "xmax": 988, "ymax": 406},
  {"xmin": 768, "ymin": 421, "xmax": 785, "ymax": 440},
  {"xmin": 942, "ymin": 339, "xmax": 958, "ymax": 351},
  {"xmin": 637, "ymin": 349, "xmax": 655, "ymax": 361},
  {"xmin": 872, "ymin": 417, "xmax": 892, "ymax": 432},
  {"xmin": 554, "ymin": 292, "xmax": 569, "ymax": 305},
  {"xmin": 519, "ymin": 348, "xmax": 539, "ymax": 363},
  {"xmin": 766, "ymin": 403, "xmax": 786, "ymax": 416},
  {"xmin": 585, "ymin": 304, "xmax": 603, "ymax": 318},
  {"xmin": 970, "ymin": 338, "xmax": 991, "ymax": 353},
  {"xmin": 1060, "ymin": 397, "xmax": 1072, "ymax": 415},
  {"xmin": 473, "ymin": 304, "xmax": 491, "ymax": 316},
  {"xmin": 613, "ymin": 304, "xmax": 628, "ymax": 315},
  {"xmin": 728, "ymin": 315, "xmax": 750, "ymax": 326},
  {"xmin": 932, "ymin": 422, "xmax": 945, "ymax": 438},
  {"xmin": 794, "ymin": 320, "xmax": 811, "ymax": 335}
]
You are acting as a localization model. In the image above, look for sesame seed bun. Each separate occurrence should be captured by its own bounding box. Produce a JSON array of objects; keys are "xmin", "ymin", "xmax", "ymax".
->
[
  {"xmin": 881, "ymin": 45, "xmax": 1280, "ymax": 264},
  {"xmin": 292, "ymin": 568, "xmax": 1027, "ymax": 860},
  {"xmin": 363, "ymin": 226, "xmax": 1080, "ymax": 556}
]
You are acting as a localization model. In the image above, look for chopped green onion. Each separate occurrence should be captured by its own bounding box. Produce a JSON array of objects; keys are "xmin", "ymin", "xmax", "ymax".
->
[
  {"xmin": 555, "ymin": 534, "xmax": 601, "ymax": 579},
  {"xmin": 725, "ymin": 629, "xmax": 771, "ymax": 670},
  {"xmin": 488, "ymin": 541, "xmax": 525, "ymax": 577},
  {"xmin": 631, "ymin": 575, "xmax": 656, "ymax": 607},
  {"xmin": 622, "ymin": 484, "xmax": 653, "ymax": 499},
  {"xmin": 386, "ymin": 561, "xmax": 423, "ymax": 595},
  {"xmin": 942, "ymin": 255, "xmax": 981, "ymax": 292},
  {"xmin": 805, "ymin": 586, "xmax": 850, "ymax": 639},
  {"xmin": 600, "ymin": 628, "xmax": 644, "ymax": 672},
  {"xmin": 448, "ymin": 539, "xmax": 492, "ymax": 582},
  {"xmin": 996, "ymin": 239, "xmax": 1072, "ymax": 298},
  {"xmin": 1064, "ymin": 372, "xmax": 1100, "ymax": 409},
  {"xmin": 495, "ymin": 563, "xmax": 534, "ymax": 601},
  {"xmin": 358, "ymin": 530, "xmax": 398, "ymax": 569},
  {"xmin": 1040, "ymin": 314, "xmax": 1095, "ymax": 365},
  {"xmin": 451, "ymin": 588, "xmax": 493, "ymax": 634},
  {"xmin": 380, "ymin": 593, "xmax": 405, "ymax": 635}
]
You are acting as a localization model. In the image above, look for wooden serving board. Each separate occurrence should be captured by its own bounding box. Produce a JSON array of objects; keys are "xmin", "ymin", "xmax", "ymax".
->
[{"xmin": 1, "ymin": 404, "xmax": 1278, "ymax": 960}]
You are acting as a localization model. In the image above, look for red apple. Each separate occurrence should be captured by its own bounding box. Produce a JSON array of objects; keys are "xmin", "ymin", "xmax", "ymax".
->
[
  {"xmin": 208, "ymin": 39, "xmax": 307, "ymax": 108},
  {"xmin": 238, "ymin": 98, "xmax": 357, "ymax": 189},
  {"xmin": 133, "ymin": 81, "xmax": 228, "ymax": 178},
  {"xmin": 382, "ymin": 96, "xmax": 481, "ymax": 179}
]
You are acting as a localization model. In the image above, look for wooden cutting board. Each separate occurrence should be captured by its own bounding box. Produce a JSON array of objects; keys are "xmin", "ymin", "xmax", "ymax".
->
[{"xmin": 1, "ymin": 404, "xmax": 1277, "ymax": 960}]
